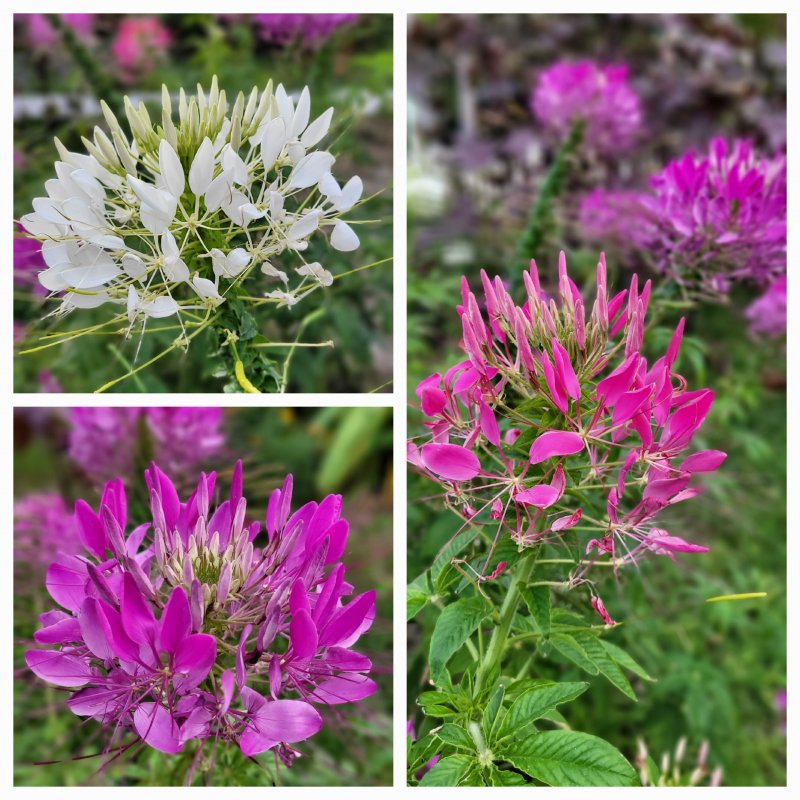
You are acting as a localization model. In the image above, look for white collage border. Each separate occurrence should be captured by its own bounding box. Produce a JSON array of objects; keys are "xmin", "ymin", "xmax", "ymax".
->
[{"xmin": 2, "ymin": 2, "xmax": 794, "ymax": 797}]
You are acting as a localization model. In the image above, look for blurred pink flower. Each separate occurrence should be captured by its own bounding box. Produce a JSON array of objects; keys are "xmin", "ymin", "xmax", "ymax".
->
[
  {"xmin": 19, "ymin": 13, "xmax": 94, "ymax": 49},
  {"xmin": 578, "ymin": 188, "xmax": 655, "ymax": 253},
  {"xmin": 745, "ymin": 276, "xmax": 786, "ymax": 339},
  {"xmin": 253, "ymin": 14, "xmax": 359, "ymax": 47},
  {"xmin": 532, "ymin": 60, "xmax": 642, "ymax": 155},
  {"xmin": 14, "ymin": 492, "xmax": 82, "ymax": 572},
  {"xmin": 14, "ymin": 226, "xmax": 46, "ymax": 295},
  {"xmin": 111, "ymin": 16, "xmax": 172, "ymax": 81}
]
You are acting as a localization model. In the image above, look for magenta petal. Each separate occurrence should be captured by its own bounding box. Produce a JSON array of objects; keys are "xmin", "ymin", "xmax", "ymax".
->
[
  {"xmin": 324, "ymin": 519, "xmax": 349, "ymax": 564},
  {"xmin": 220, "ymin": 670, "xmax": 235, "ymax": 715},
  {"xmin": 309, "ymin": 674, "xmax": 377, "ymax": 704},
  {"xmin": 34, "ymin": 616, "xmax": 81, "ymax": 644},
  {"xmin": 420, "ymin": 443, "xmax": 481, "ymax": 481},
  {"xmin": 68, "ymin": 686, "xmax": 121, "ymax": 718},
  {"xmin": 97, "ymin": 601, "xmax": 141, "ymax": 663},
  {"xmin": 479, "ymin": 401, "xmax": 501, "ymax": 447},
  {"xmin": 319, "ymin": 590, "xmax": 376, "ymax": 647},
  {"xmin": 79, "ymin": 598, "xmax": 114, "ymax": 660},
  {"xmin": 74, "ymin": 499, "xmax": 106, "ymax": 560},
  {"xmin": 682, "ymin": 449, "xmax": 727, "ymax": 473},
  {"xmin": 516, "ymin": 484, "xmax": 561, "ymax": 508},
  {"xmin": 647, "ymin": 530, "xmax": 709, "ymax": 554},
  {"xmin": 551, "ymin": 508, "xmax": 583, "ymax": 531},
  {"xmin": 45, "ymin": 561, "xmax": 87, "ymax": 612},
  {"xmin": 133, "ymin": 702, "xmax": 184, "ymax": 753},
  {"xmin": 121, "ymin": 573, "xmax": 156, "ymax": 646},
  {"xmin": 290, "ymin": 608, "xmax": 318, "ymax": 661},
  {"xmin": 158, "ymin": 585, "xmax": 191, "ymax": 655},
  {"xmin": 26, "ymin": 649, "xmax": 92, "ymax": 687},
  {"xmin": 529, "ymin": 430, "xmax": 584, "ymax": 464},
  {"xmin": 172, "ymin": 633, "xmax": 216, "ymax": 691},
  {"xmin": 239, "ymin": 698, "xmax": 323, "ymax": 756}
]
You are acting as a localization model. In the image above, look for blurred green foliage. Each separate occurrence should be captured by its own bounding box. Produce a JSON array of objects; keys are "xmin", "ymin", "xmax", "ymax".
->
[
  {"xmin": 14, "ymin": 406, "xmax": 393, "ymax": 786},
  {"xmin": 13, "ymin": 14, "xmax": 393, "ymax": 393},
  {"xmin": 407, "ymin": 13, "xmax": 785, "ymax": 787}
]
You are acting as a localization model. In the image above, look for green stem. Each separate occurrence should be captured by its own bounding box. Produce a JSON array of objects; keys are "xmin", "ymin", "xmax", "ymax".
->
[{"xmin": 474, "ymin": 551, "xmax": 537, "ymax": 695}]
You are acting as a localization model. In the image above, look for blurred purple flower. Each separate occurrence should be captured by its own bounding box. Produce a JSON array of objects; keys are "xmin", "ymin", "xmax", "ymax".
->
[
  {"xmin": 578, "ymin": 188, "xmax": 655, "ymax": 253},
  {"xmin": 745, "ymin": 276, "xmax": 786, "ymax": 339},
  {"xmin": 14, "ymin": 493, "xmax": 82, "ymax": 572},
  {"xmin": 643, "ymin": 137, "xmax": 786, "ymax": 292},
  {"xmin": 25, "ymin": 461, "xmax": 376, "ymax": 771},
  {"xmin": 38, "ymin": 371, "xmax": 64, "ymax": 393},
  {"xmin": 19, "ymin": 13, "xmax": 94, "ymax": 49},
  {"xmin": 111, "ymin": 16, "xmax": 172, "ymax": 82},
  {"xmin": 531, "ymin": 60, "xmax": 642, "ymax": 154},
  {"xmin": 14, "ymin": 227, "xmax": 46, "ymax": 295},
  {"xmin": 68, "ymin": 407, "xmax": 224, "ymax": 486},
  {"xmin": 253, "ymin": 14, "xmax": 359, "ymax": 47}
]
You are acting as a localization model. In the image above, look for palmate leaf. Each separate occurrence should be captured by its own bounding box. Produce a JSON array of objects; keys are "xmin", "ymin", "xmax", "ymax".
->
[
  {"xmin": 428, "ymin": 596, "xmax": 489, "ymax": 685},
  {"xmin": 500, "ymin": 730, "xmax": 640, "ymax": 787}
]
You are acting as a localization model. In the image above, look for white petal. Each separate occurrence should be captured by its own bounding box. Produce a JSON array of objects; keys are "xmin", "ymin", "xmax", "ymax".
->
[
  {"xmin": 204, "ymin": 173, "xmax": 233, "ymax": 212},
  {"xmin": 161, "ymin": 231, "xmax": 180, "ymax": 261},
  {"xmin": 275, "ymin": 84, "xmax": 294, "ymax": 128},
  {"xmin": 159, "ymin": 140, "xmax": 185, "ymax": 199},
  {"xmin": 19, "ymin": 213, "xmax": 66, "ymax": 238},
  {"xmin": 32, "ymin": 198, "xmax": 67, "ymax": 224},
  {"xmin": 122, "ymin": 253, "xmax": 147, "ymax": 280},
  {"xmin": 189, "ymin": 138, "xmax": 214, "ymax": 196},
  {"xmin": 39, "ymin": 267, "xmax": 71, "ymax": 292},
  {"xmin": 301, "ymin": 107, "xmax": 334, "ymax": 148},
  {"xmin": 319, "ymin": 172, "xmax": 341, "ymax": 199},
  {"xmin": 289, "ymin": 152, "xmax": 336, "ymax": 190},
  {"xmin": 163, "ymin": 258, "xmax": 189, "ymax": 283},
  {"xmin": 331, "ymin": 220, "xmax": 360, "ymax": 252},
  {"xmin": 260, "ymin": 118, "xmax": 287, "ymax": 171},
  {"xmin": 287, "ymin": 211, "xmax": 321, "ymax": 242},
  {"xmin": 336, "ymin": 175, "xmax": 364, "ymax": 212},
  {"xmin": 269, "ymin": 191, "xmax": 284, "ymax": 218},
  {"xmin": 290, "ymin": 87, "xmax": 311, "ymax": 139},
  {"xmin": 226, "ymin": 249, "xmax": 250, "ymax": 275},
  {"xmin": 64, "ymin": 291, "xmax": 110, "ymax": 309},
  {"xmin": 140, "ymin": 296, "xmax": 179, "ymax": 318},
  {"xmin": 192, "ymin": 274, "xmax": 221, "ymax": 301},
  {"xmin": 221, "ymin": 146, "xmax": 248, "ymax": 185},
  {"xmin": 287, "ymin": 142, "xmax": 306, "ymax": 166},
  {"xmin": 127, "ymin": 286, "xmax": 139, "ymax": 321},
  {"xmin": 41, "ymin": 240, "xmax": 75, "ymax": 268}
]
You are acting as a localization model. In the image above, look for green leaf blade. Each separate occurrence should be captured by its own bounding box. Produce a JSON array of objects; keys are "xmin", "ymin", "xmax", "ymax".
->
[{"xmin": 428, "ymin": 597, "xmax": 488, "ymax": 685}]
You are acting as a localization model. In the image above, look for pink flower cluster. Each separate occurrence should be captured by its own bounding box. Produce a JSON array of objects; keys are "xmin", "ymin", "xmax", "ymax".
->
[
  {"xmin": 18, "ymin": 13, "xmax": 95, "ymax": 50},
  {"xmin": 14, "ymin": 493, "xmax": 81, "ymax": 573},
  {"xmin": 111, "ymin": 16, "xmax": 172, "ymax": 82},
  {"xmin": 643, "ymin": 137, "xmax": 786, "ymax": 291},
  {"xmin": 26, "ymin": 462, "xmax": 376, "ymax": 771},
  {"xmin": 531, "ymin": 60, "xmax": 642, "ymax": 155},
  {"xmin": 69, "ymin": 407, "xmax": 224, "ymax": 486},
  {"xmin": 253, "ymin": 14, "xmax": 359, "ymax": 46},
  {"xmin": 409, "ymin": 253, "xmax": 724, "ymax": 622},
  {"xmin": 745, "ymin": 276, "xmax": 787, "ymax": 339}
]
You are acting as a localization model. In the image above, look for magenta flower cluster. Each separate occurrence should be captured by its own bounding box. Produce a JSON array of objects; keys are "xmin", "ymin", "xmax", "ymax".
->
[
  {"xmin": 531, "ymin": 60, "xmax": 642, "ymax": 155},
  {"xmin": 26, "ymin": 462, "xmax": 376, "ymax": 769},
  {"xmin": 14, "ymin": 493, "xmax": 81, "ymax": 573},
  {"xmin": 409, "ymin": 253, "xmax": 724, "ymax": 622},
  {"xmin": 69, "ymin": 407, "xmax": 224, "ymax": 485},
  {"xmin": 745, "ymin": 276, "xmax": 787, "ymax": 339},
  {"xmin": 253, "ymin": 14, "xmax": 359, "ymax": 46}
]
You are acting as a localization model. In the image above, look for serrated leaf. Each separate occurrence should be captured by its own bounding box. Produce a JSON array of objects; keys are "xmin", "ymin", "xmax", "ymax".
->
[
  {"xmin": 495, "ymin": 681, "xmax": 588, "ymax": 743},
  {"xmin": 550, "ymin": 633, "xmax": 599, "ymax": 675},
  {"xmin": 501, "ymin": 730, "xmax": 639, "ymax": 786},
  {"xmin": 428, "ymin": 597, "xmax": 488, "ymax": 685},
  {"xmin": 482, "ymin": 685, "xmax": 505, "ymax": 742},
  {"xmin": 420, "ymin": 703, "xmax": 458, "ymax": 718},
  {"xmin": 436, "ymin": 723, "xmax": 476, "ymax": 751},
  {"xmin": 418, "ymin": 754, "xmax": 476, "ymax": 786},
  {"xmin": 601, "ymin": 639, "xmax": 655, "ymax": 682},
  {"xmin": 490, "ymin": 767, "xmax": 527, "ymax": 785},
  {"xmin": 521, "ymin": 584, "xmax": 551, "ymax": 636},
  {"xmin": 408, "ymin": 733, "xmax": 440, "ymax": 772},
  {"xmin": 573, "ymin": 632, "xmax": 637, "ymax": 700},
  {"xmin": 407, "ymin": 585, "xmax": 428, "ymax": 620}
]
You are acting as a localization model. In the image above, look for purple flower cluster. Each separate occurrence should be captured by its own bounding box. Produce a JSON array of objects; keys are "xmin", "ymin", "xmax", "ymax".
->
[
  {"xmin": 642, "ymin": 137, "xmax": 786, "ymax": 292},
  {"xmin": 26, "ymin": 462, "xmax": 376, "ymax": 770},
  {"xmin": 14, "ymin": 493, "xmax": 81, "ymax": 573},
  {"xmin": 531, "ymin": 60, "xmax": 642, "ymax": 155},
  {"xmin": 69, "ymin": 407, "xmax": 224, "ymax": 485},
  {"xmin": 745, "ymin": 276, "xmax": 786, "ymax": 339},
  {"xmin": 18, "ymin": 13, "xmax": 94, "ymax": 49},
  {"xmin": 253, "ymin": 14, "xmax": 359, "ymax": 47},
  {"xmin": 14, "ymin": 227, "xmax": 46, "ymax": 295}
]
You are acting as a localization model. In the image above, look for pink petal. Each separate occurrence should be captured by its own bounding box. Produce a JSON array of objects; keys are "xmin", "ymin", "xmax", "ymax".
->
[
  {"xmin": 479, "ymin": 401, "xmax": 501, "ymax": 447},
  {"xmin": 133, "ymin": 702, "xmax": 184, "ymax": 753},
  {"xmin": 681, "ymin": 450, "xmax": 727, "ymax": 473},
  {"xmin": 309, "ymin": 673, "xmax": 377, "ymax": 704},
  {"xmin": 172, "ymin": 633, "xmax": 216, "ymax": 691},
  {"xmin": 74, "ymin": 499, "xmax": 106, "ymax": 560},
  {"xmin": 324, "ymin": 519, "xmax": 349, "ymax": 564},
  {"xmin": 290, "ymin": 608, "xmax": 318, "ymax": 661},
  {"xmin": 551, "ymin": 508, "xmax": 583, "ymax": 531},
  {"xmin": 26, "ymin": 649, "xmax": 92, "ymax": 687},
  {"xmin": 46, "ymin": 560, "xmax": 87, "ymax": 612},
  {"xmin": 121, "ymin": 573, "xmax": 156, "ymax": 646},
  {"xmin": 34, "ymin": 617, "xmax": 81, "ymax": 644},
  {"xmin": 319, "ymin": 590, "xmax": 376, "ymax": 648},
  {"xmin": 158, "ymin": 585, "xmax": 192, "ymax": 655},
  {"xmin": 516, "ymin": 484, "xmax": 561, "ymax": 508},
  {"xmin": 421, "ymin": 443, "xmax": 481, "ymax": 481},
  {"xmin": 529, "ymin": 431, "xmax": 584, "ymax": 464},
  {"xmin": 239, "ymin": 698, "xmax": 322, "ymax": 755}
]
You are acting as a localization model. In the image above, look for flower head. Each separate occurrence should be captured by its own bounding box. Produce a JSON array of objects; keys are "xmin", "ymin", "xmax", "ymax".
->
[
  {"xmin": 25, "ymin": 461, "xmax": 376, "ymax": 773},
  {"xmin": 111, "ymin": 16, "xmax": 172, "ymax": 82},
  {"xmin": 18, "ymin": 13, "xmax": 94, "ymax": 50},
  {"xmin": 531, "ymin": 60, "xmax": 642, "ymax": 154},
  {"xmin": 253, "ymin": 14, "xmax": 359, "ymax": 47},
  {"xmin": 14, "ymin": 492, "xmax": 81, "ymax": 574},
  {"xmin": 642, "ymin": 137, "xmax": 786, "ymax": 292},
  {"xmin": 20, "ymin": 77, "xmax": 364, "ymax": 335},
  {"xmin": 410, "ymin": 252, "xmax": 723, "ymax": 612},
  {"xmin": 745, "ymin": 276, "xmax": 786, "ymax": 339}
]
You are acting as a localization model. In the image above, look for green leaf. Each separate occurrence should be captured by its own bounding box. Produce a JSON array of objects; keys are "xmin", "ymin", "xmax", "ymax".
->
[
  {"xmin": 521, "ymin": 584, "xmax": 551, "ymax": 636},
  {"xmin": 489, "ymin": 767, "xmax": 527, "ymax": 785},
  {"xmin": 550, "ymin": 633, "xmax": 599, "ymax": 675},
  {"xmin": 418, "ymin": 754, "xmax": 476, "ymax": 786},
  {"xmin": 573, "ymin": 633, "xmax": 637, "ymax": 701},
  {"xmin": 482, "ymin": 685, "xmax": 505, "ymax": 742},
  {"xmin": 601, "ymin": 639, "xmax": 655, "ymax": 682},
  {"xmin": 436, "ymin": 723, "xmax": 476, "ymax": 751},
  {"xmin": 501, "ymin": 730, "xmax": 639, "ymax": 786},
  {"xmin": 408, "ymin": 733, "xmax": 440, "ymax": 772},
  {"xmin": 428, "ymin": 597, "xmax": 489, "ymax": 685},
  {"xmin": 495, "ymin": 682, "xmax": 588, "ymax": 743},
  {"xmin": 407, "ymin": 585, "xmax": 428, "ymax": 620}
]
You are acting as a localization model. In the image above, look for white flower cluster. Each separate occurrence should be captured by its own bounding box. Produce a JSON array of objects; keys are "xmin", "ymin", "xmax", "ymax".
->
[{"xmin": 21, "ymin": 77, "xmax": 364, "ymax": 323}]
